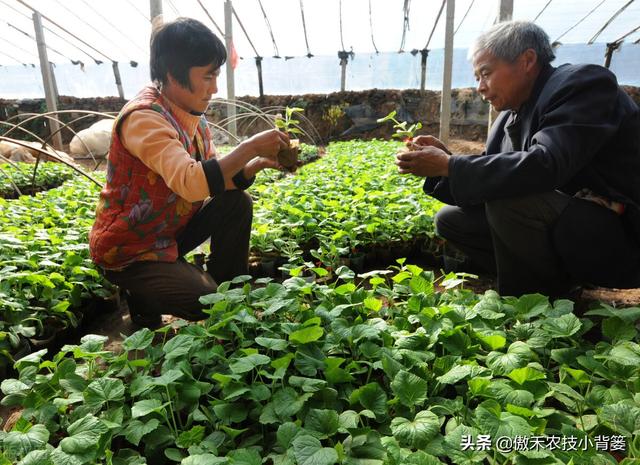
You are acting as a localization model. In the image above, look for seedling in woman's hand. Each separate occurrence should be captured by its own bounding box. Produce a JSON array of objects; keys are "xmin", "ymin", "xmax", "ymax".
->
[
  {"xmin": 377, "ymin": 110, "xmax": 422, "ymax": 143},
  {"xmin": 274, "ymin": 107, "xmax": 304, "ymax": 171}
]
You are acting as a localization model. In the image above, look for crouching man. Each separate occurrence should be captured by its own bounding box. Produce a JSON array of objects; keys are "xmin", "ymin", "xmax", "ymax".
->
[
  {"xmin": 396, "ymin": 20, "xmax": 640, "ymax": 297},
  {"xmin": 89, "ymin": 18, "xmax": 288, "ymax": 326}
]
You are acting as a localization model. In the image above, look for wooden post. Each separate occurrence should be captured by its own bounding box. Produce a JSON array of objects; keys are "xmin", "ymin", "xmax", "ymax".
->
[
  {"xmin": 33, "ymin": 11, "xmax": 63, "ymax": 150},
  {"xmin": 439, "ymin": 0, "xmax": 455, "ymax": 144},
  {"xmin": 49, "ymin": 62, "xmax": 59, "ymax": 100},
  {"xmin": 224, "ymin": 0, "xmax": 237, "ymax": 137},
  {"xmin": 487, "ymin": 0, "xmax": 513, "ymax": 134},
  {"xmin": 420, "ymin": 48, "xmax": 429, "ymax": 92},
  {"xmin": 255, "ymin": 56, "xmax": 264, "ymax": 98}
]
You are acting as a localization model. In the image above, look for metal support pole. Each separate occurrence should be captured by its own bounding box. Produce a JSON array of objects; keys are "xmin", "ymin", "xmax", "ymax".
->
[
  {"xmin": 419, "ymin": 48, "xmax": 429, "ymax": 92},
  {"xmin": 439, "ymin": 0, "xmax": 455, "ymax": 144},
  {"xmin": 487, "ymin": 0, "xmax": 513, "ymax": 135},
  {"xmin": 150, "ymin": 0, "xmax": 163, "ymax": 25},
  {"xmin": 604, "ymin": 41, "xmax": 621, "ymax": 68},
  {"xmin": 338, "ymin": 51, "xmax": 349, "ymax": 92},
  {"xmin": 224, "ymin": 0, "xmax": 237, "ymax": 137},
  {"xmin": 33, "ymin": 11, "xmax": 63, "ymax": 150},
  {"xmin": 112, "ymin": 61, "xmax": 125, "ymax": 99},
  {"xmin": 255, "ymin": 56, "xmax": 264, "ymax": 98},
  {"xmin": 49, "ymin": 62, "xmax": 59, "ymax": 100}
]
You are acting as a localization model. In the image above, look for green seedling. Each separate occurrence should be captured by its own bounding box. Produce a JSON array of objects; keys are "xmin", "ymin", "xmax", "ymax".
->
[
  {"xmin": 274, "ymin": 106, "xmax": 304, "ymax": 136},
  {"xmin": 377, "ymin": 110, "xmax": 422, "ymax": 141}
]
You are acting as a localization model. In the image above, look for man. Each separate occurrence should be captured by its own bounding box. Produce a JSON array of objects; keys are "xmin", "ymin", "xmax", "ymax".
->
[
  {"xmin": 396, "ymin": 20, "xmax": 640, "ymax": 297},
  {"xmin": 89, "ymin": 18, "xmax": 289, "ymax": 326}
]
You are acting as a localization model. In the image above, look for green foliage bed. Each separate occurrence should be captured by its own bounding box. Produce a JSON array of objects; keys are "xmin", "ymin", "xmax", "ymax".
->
[
  {"xmin": 0, "ymin": 162, "xmax": 74, "ymax": 198},
  {"xmin": 1, "ymin": 264, "xmax": 639, "ymax": 464}
]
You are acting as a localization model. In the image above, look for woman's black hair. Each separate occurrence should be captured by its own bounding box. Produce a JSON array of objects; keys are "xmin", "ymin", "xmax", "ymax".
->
[{"xmin": 150, "ymin": 17, "xmax": 227, "ymax": 89}]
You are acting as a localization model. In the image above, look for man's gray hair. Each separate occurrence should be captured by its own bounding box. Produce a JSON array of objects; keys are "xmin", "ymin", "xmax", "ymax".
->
[{"xmin": 470, "ymin": 20, "xmax": 555, "ymax": 65}]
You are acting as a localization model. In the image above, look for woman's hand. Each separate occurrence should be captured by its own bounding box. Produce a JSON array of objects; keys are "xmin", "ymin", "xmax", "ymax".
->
[{"xmin": 243, "ymin": 129, "xmax": 290, "ymax": 159}]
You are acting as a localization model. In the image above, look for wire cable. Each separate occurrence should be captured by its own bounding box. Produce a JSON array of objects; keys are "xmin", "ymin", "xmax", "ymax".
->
[
  {"xmin": 533, "ymin": 0, "xmax": 553, "ymax": 22},
  {"xmin": 167, "ymin": 0, "xmax": 180, "ymax": 16},
  {"xmin": 455, "ymin": 0, "xmax": 475, "ymax": 35},
  {"xmin": 257, "ymin": 0, "xmax": 280, "ymax": 57},
  {"xmin": 368, "ymin": 0, "xmax": 379, "ymax": 53},
  {"xmin": 196, "ymin": 0, "xmax": 224, "ymax": 36},
  {"xmin": 589, "ymin": 0, "xmax": 635, "ymax": 44},
  {"xmin": 423, "ymin": 0, "xmax": 446, "ymax": 49},
  {"xmin": 554, "ymin": 0, "xmax": 606, "ymax": 43},
  {"xmin": 613, "ymin": 23, "xmax": 640, "ymax": 42},
  {"xmin": 3, "ymin": 20, "xmax": 80, "ymax": 64},
  {"xmin": 78, "ymin": 0, "xmax": 147, "ymax": 57},
  {"xmin": 0, "ymin": 31, "xmax": 39, "ymax": 61},
  {"xmin": 299, "ymin": 0, "xmax": 313, "ymax": 57},
  {"xmin": 54, "ymin": 0, "xmax": 140, "ymax": 62},
  {"xmin": 0, "ymin": 0, "xmax": 100, "ymax": 64},
  {"xmin": 17, "ymin": 0, "xmax": 115, "ymax": 63},
  {"xmin": 399, "ymin": 0, "xmax": 411, "ymax": 52},
  {"xmin": 125, "ymin": 0, "xmax": 150, "ymax": 23},
  {"xmin": 232, "ymin": 5, "xmax": 259, "ymax": 56},
  {"xmin": 0, "ymin": 49, "xmax": 31, "ymax": 66},
  {"xmin": 339, "ymin": 0, "xmax": 345, "ymax": 51}
]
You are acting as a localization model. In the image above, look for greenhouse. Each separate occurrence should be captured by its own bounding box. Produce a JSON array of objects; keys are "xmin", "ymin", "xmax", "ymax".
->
[{"xmin": 1, "ymin": 1, "xmax": 640, "ymax": 464}]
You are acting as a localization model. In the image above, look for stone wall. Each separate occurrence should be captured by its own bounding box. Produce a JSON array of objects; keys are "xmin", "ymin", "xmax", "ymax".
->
[
  {"xmin": 0, "ymin": 96, "xmax": 124, "ymax": 145},
  {"xmin": 1, "ymin": 86, "xmax": 639, "ymax": 145}
]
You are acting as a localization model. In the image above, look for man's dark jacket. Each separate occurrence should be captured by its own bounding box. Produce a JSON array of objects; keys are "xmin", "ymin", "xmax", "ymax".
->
[{"xmin": 424, "ymin": 63, "xmax": 640, "ymax": 238}]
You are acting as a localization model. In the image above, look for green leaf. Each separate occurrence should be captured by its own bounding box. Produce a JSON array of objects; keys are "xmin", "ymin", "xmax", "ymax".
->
[
  {"xmin": 84, "ymin": 377, "xmax": 125, "ymax": 409},
  {"xmin": 122, "ymin": 328, "xmax": 155, "ymax": 351},
  {"xmin": 602, "ymin": 317, "xmax": 638, "ymax": 341},
  {"xmin": 507, "ymin": 367, "xmax": 546, "ymax": 385},
  {"xmin": 16, "ymin": 449, "xmax": 53, "ymax": 465},
  {"xmin": 60, "ymin": 414, "xmax": 109, "ymax": 454},
  {"xmin": 212, "ymin": 403, "xmax": 248, "ymax": 424},
  {"xmin": 350, "ymin": 383, "xmax": 388, "ymax": 417},
  {"xmin": 289, "ymin": 376, "xmax": 328, "ymax": 393},
  {"xmin": 363, "ymin": 297, "xmax": 383, "ymax": 312},
  {"xmin": 390, "ymin": 410, "xmax": 440, "ymax": 448},
  {"xmin": 291, "ymin": 435, "xmax": 338, "ymax": 465},
  {"xmin": 228, "ymin": 448, "xmax": 261, "ymax": 465},
  {"xmin": 271, "ymin": 387, "xmax": 313, "ymax": 418},
  {"xmin": 391, "ymin": 370, "xmax": 428, "ymax": 407},
  {"xmin": 476, "ymin": 333, "xmax": 506, "ymax": 350},
  {"xmin": 290, "ymin": 325, "xmax": 324, "ymax": 344},
  {"xmin": 177, "ymin": 425, "xmax": 206, "ymax": 448},
  {"xmin": 181, "ymin": 454, "xmax": 228, "ymax": 465},
  {"xmin": 335, "ymin": 283, "xmax": 356, "ymax": 295},
  {"xmin": 229, "ymin": 354, "xmax": 271, "ymax": 374},
  {"xmin": 131, "ymin": 399, "xmax": 164, "ymax": 418},
  {"xmin": 305, "ymin": 409, "xmax": 340, "ymax": 437},
  {"xmin": 541, "ymin": 313, "xmax": 581, "ymax": 338},
  {"xmin": 121, "ymin": 419, "xmax": 160, "ymax": 446},
  {"xmin": 436, "ymin": 364, "xmax": 473, "ymax": 385},
  {"xmin": 255, "ymin": 337, "xmax": 289, "ymax": 351},
  {"xmin": 598, "ymin": 401, "xmax": 640, "ymax": 436},
  {"xmin": 2, "ymin": 424, "xmax": 50, "ymax": 458},
  {"xmin": 475, "ymin": 402, "xmax": 533, "ymax": 439},
  {"xmin": 277, "ymin": 422, "xmax": 302, "ymax": 449},
  {"xmin": 609, "ymin": 341, "xmax": 640, "ymax": 366},
  {"xmin": 163, "ymin": 335, "xmax": 195, "ymax": 360},
  {"xmin": 486, "ymin": 341, "xmax": 533, "ymax": 375}
]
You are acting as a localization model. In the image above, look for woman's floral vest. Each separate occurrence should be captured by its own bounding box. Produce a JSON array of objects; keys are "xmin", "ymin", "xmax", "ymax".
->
[{"xmin": 89, "ymin": 86, "xmax": 213, "ymax": 270}]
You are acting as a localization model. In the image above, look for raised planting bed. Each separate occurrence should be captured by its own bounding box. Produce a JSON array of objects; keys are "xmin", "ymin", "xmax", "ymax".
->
[
  {"xmin": 0, "ymin": 173, "xmax": 116, "ymax": 374},
  {"xmin": 0, "ymin": 263, "xmax": 639, "ymax": 464},
  {"xmin": 250, "ymin": 140, "xmax": 443, "ymax": 268},
  {"xmin": 0, "ymin": 162, "xmax": 75, "ymax": 199}
]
